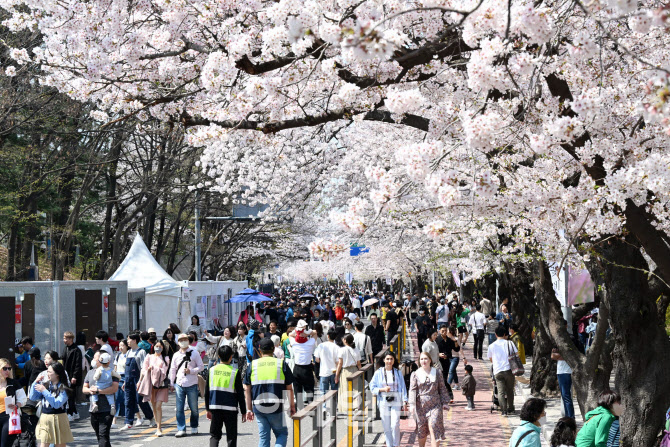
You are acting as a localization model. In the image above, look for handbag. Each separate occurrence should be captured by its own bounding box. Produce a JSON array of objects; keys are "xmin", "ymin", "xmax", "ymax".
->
[
  {"xmin": 507, "ymin": 341, "xmax": 525, "ymax": 377},
  {"xmin": 9, "ymin": 407, "xmax": 21, "ymax": 435}
]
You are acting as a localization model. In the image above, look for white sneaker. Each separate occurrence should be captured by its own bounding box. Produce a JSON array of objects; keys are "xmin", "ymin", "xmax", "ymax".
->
[
  {"xmin": 466, "ymin": 407, "xmax": 474, "ymax": 411},
  {"xmin": 67, "ymin": 415, "xmax": 75, "ymax": 423},
  {"xmin": 119, "ymin": 424, "xmax": 133, "ymax": 431},
  {"xmin": 175, "ymin": 430, "xmax": 186, "ymax": 438},
  {"xmin": 110, "ymin": 424, "xmax": 118, "ymax": 429},
  {"xmin": 134, "ymin": 418, "xmax": 145, "ymax": 427},
  {"xmin": 149, "ymin": 418, "xmax": 157, "ymax": 428},
  {"xmin": 190, "ymin": 427, "xmax": 198, "ymax": 435},
  {"xmin": 73, "ymin": 412, "xmax": 80, "ymax": 420},
  {"xmin": 155, "ymin": 430, "xmax": 163, "ymax": 437}
]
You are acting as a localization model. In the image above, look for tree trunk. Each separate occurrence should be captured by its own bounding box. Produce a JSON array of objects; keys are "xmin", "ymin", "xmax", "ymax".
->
[
  {"xmin": 530, "ymin": 322, "xmax": 558, "ymax": 397},
  {"xmin": 592, "ymin": 238, "xmax": 670, "ymax": 447},
  {"xmin": 534, "ymin": 260, "xmax": 613, "ymax": 418}
]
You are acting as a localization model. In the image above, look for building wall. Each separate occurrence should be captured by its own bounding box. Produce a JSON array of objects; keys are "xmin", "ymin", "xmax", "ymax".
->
[{"xmin": 0, "ymin": 281, "xmax": 128, "ymax": 353}]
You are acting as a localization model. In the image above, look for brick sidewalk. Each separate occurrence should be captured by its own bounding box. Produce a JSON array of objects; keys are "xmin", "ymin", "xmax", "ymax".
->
[{"xmin": 397, "ymin": 330, "xmax": 513, "ymax": 447}]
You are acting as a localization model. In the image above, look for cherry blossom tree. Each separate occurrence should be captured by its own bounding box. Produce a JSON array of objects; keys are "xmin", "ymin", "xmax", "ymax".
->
[{"xmin": 4, "ymin": 0, "xmax": 670, "ymax": 442}]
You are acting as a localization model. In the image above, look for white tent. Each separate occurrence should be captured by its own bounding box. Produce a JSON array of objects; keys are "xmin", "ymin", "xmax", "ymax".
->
[{"xmin": 110, "ymin": 234, "xmax": 182, "ymax": 333}]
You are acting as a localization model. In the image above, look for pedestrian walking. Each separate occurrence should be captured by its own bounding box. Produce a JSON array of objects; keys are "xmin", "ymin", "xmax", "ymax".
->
[
  {"xmin": 487, "ymin": 326, "xmax": 516, "ymax": 415},
  {"xmin": 408, "ymin": 351, "xmax": 449, "ymax": 447},
  {"xmin": 371, "ymin": 351, "xmax": 408, "ymax": 447},
  {"xmin": 508, "ymin": 398, "xmax": 546, "ymax": 447},
  {"xmin": 468, "ymin": 305, "xmax": 487, "ymax": 360},
  {"xmin": 61, "ymin": 331, "xmax": 83, "ymax": 422},
  {"xmin": 314, "ymin": 330, "xmax": 339, "ymax": 400},
  {"xmin": 0, "ymin": 357, "xmax": 26, "ymax": 447},
  {"xmin": 575, "ymin": 390, "xmax": 621, "ymax": 447},
  {"xmin": 121, "ymin": 333, "xmax": 155, "ymax": 431},
  {"xmin": 365, "ymin": 313, "xmax": 386, "ymax": 362},
  {"xmin": 244, "ymin": 338, "xmax": 296, "ymax": 447},
  {"xmin": 111, "ymin": 340, "xmax": 128, "ymax": 429},
  {"xmin": 169, "ymin": 332, "xmax": 204, "ymax": 438},
  {"xmin": 486, "ymin": 313, "xmax": 499, "ymax": 346},
  {"xmin": 23, "ymin": 347, "xmax": 47, "ymax": 389},
  {"xmin": 187, "ymin": 315, "xmax": 205, "ymax": 340},
  {"xmin": 444, "ymin": 327, "xmax": 462, "ymax": 389},
  {"xmin": 162, "ymin": 327, "xmax": 178, "ymax": 360},
  {"xmin": 29, "ymin": 362, "xmax": 74, "ymax": 446},
  {"xmin": 140, "ymin": 341, "xmax": 169, "ymax": 436},
  {"xmin": 335, "ymin": 334, "xmax": 361, "ymax": 413},
  {"xmin": 83, "ymin": 351, "xmax": 120, "ymax": 447},
  {"xmin": 206, "ymin": 346, "xmax": 246, "ymax": 447},
  {"xmin": 289, "ymin": 320, "xmax": 316, "ymax": 407},
  {"xmin": 461, "ymin": 364, "xmax": 477, "ymax": 410}
]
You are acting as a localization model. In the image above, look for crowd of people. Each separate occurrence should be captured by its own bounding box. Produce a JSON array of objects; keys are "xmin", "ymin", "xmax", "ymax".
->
[{"xmin": 2, "ymin": 285, "xmax": 665, "ymax": 447}]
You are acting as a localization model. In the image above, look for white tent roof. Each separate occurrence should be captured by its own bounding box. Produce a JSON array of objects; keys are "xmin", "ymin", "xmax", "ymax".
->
[{"xmin": 109, "ymin": 234, "xmax": 181, "ymax": 296}]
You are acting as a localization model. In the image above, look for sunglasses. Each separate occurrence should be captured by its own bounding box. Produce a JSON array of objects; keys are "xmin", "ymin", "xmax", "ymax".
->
[{"xmin": 2, "ymin": 367, "xmax": 11, "ymax": 371}]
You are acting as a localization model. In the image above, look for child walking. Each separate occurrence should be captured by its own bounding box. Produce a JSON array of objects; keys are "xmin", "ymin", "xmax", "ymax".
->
[{"xmin": 461, "ymin": 364, "xmax": 477, "ymax": 410}]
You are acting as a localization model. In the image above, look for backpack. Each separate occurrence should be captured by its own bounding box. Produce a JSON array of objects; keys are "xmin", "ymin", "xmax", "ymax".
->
[
  {"xmin": 438, "ymin": 305, "xmax": 446, "ymax": 319},
  {"xmin": 334, "ymin": 306, "xmax": 344, "ymax": 321}
]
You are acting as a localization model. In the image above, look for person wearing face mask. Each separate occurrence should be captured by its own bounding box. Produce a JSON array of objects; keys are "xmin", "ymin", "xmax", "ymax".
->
[
  {"xmin": 139, "ymin": 341, "xmax": 169, "ymax": 437},
  {"xmin": 508, "ymin": 398, "xmax": 547, "ymax": 447},
  {"xmin": 575, "ymin": 390, "xmax": 622, "ymax": 447},
  {"xmin": 168, "ymin": 333, "xmax": 204, "ymax": 438}
]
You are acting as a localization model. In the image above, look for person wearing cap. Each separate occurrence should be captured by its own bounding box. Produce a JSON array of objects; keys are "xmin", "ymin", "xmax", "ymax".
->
[
  {"xmin": 83, "ymin": 350, "xmax": 120, "ymax": 447},
  {"xmin": 289, "ymin": 320, "xmax": 317, "ymax": 407},
  {"xmin": 244, "ymin": 337, "xmax": 295, "ymax": 447},
  {"xmin": 89, "ymin": 351, "xmax": 117, "ymax": 412},
  {"xmin": 16, "ymin": 336, "xmax": 34, "ymax": 371},
  {"xmin": 206, "ymin": 345, "xmax": 246, "ymax": 447},
  {"xmin": 168, "ymin": 332, "xmax": 204, "ymax": 438},
  {"xmin": 22, "ymin": 346, "xmax": 46, "ymax": 388}
]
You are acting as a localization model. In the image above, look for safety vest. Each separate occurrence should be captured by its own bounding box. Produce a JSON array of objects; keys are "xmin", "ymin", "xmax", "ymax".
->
[
  {"xmin": 208, "ymin": 363, "xmax": 239, "ymax": 411},
  {"xmin": 250, "ymin": 356, "xmax": 285, "ymax": 406}
]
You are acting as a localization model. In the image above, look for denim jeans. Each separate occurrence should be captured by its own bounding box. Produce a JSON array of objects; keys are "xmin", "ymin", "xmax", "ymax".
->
[
  {"xmin": 124, "ymin": 377, "xmax": 154, "ymax": 425},
  {"xmin": 255, "ymin": 411, "xmax": 288, "ymax": 447},
  {"xmin": 379, "ymin": 402, "xmax": 401, "ymax": 447},
  {"xmin": 488, "ymin": 333, "xmax": 496, "ymax": 346},
  {"xmin": 115, "ymin": 375, "xmax": 125, "ymax": 418},
  {"xmin": 557, "ymin": 373, "xmax": 575, "ymax": 418},
  {"xmin": 319, "ymin": 375, "xmax": 338, "ymax": 395},
  {"xmin": 175, "ymin": 384, "xmax": 199, "ymax": 431},
  {"xmin": 448, "ymin": 357, "xmax": 459, "ymax": 384}
]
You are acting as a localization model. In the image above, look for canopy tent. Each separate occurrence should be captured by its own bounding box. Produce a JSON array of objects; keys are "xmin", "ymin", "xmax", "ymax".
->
[{"xmin": 110, "ymin": 234, "xmax": 182, "ymax": 332}]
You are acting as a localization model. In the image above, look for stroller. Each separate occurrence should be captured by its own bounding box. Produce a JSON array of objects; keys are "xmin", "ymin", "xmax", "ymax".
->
[{"xmin": 490, "ymin": 365, "xmax": 501, "ymax": 413}]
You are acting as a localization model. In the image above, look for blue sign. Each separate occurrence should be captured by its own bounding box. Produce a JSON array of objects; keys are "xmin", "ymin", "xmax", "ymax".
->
[{"xmin": 350, "ymin": 245, "xmax": 370, "ymax": 256}]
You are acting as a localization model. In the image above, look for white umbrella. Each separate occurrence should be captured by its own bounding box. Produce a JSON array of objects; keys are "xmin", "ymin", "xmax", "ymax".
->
[{"xmin": 362, "ymin": 298, "xmax": 379, "ymax": 307}]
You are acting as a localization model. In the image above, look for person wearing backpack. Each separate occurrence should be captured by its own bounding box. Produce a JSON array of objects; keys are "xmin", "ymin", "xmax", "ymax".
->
[{"xmin": 508, "ymin": 398, "xmax": 546, "ymax": 447}]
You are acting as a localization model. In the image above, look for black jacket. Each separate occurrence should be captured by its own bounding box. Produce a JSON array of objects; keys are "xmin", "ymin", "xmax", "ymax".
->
[
  {"xmin": 62, "ymin": 343, "xmax": 83, "ymax": 383},
  {"xmin": 4, "ymin": 378, "xmax": 23, "ymax": 398},
  {"xmin": 365, "ymin": 322, "xmax": 385, "ymax": 356}
]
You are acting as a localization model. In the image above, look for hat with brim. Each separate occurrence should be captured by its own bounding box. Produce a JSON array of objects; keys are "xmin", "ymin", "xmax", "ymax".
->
[{"xmin": 177, "ymin": 333, "xmax": 189, "ymax": 341}]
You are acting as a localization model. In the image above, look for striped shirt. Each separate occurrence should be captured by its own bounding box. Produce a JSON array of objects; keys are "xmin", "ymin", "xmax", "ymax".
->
[{"xmin": 607, "ymin": 419, "xmax": 620, "ymax": 447}]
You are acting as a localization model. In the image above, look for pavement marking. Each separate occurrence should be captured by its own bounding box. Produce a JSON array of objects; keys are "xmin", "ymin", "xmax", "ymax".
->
[{"xmin": 131, "ymin": 402, "xmax": 206, "ymax": 437}]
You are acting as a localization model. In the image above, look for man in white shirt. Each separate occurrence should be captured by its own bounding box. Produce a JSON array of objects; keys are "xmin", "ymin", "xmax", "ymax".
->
[
  {"xmin": 435, "ymin": 299, "xmax": 449, "ymax": 327},
  {"xmin": 468, "ymin": 304, "xmax": 488, "ymax": 360},
  {"xmin": 95, "ymin": 330, "xmax": 114, "ymax": 359},
  {"xmin": 290, "ymin": 320, "xmax": 317, "ymax": 407},
  {"xmin": 314, "ymin": 330, "xmax": 340, "ymax": 398},
  {"xmin": 487, "ymin": 326, "xmax": 516, "ymax": 415}
]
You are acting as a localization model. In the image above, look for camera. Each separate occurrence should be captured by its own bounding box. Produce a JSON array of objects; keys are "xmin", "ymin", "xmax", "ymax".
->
[{"xmin": 385, "ymin": 396, "xmax": 395, "ymax": 402}]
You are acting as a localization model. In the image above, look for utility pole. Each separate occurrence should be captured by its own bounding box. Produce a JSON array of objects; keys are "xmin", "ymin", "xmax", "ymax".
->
[
  {"xmin": 195, "ymin": 190, "xmax": 202, "ymax": 281},
  {"xmin": 432, "ymin": 269, "xmax": 435, "ymax": 296}
]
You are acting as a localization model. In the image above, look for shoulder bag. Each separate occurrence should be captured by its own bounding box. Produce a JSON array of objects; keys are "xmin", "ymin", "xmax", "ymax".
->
[{"xmin": 507, "ymin": 341, "xmax": 525, "ymax": 377}]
